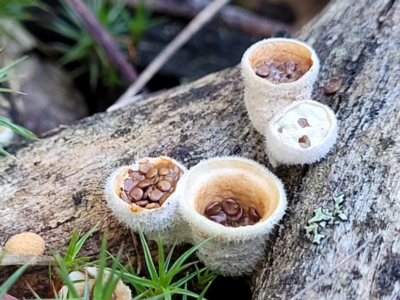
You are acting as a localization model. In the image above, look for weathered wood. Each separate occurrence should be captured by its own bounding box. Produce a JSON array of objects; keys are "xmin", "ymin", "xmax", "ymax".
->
[
  {"xmin": 254, "ymin": 0, "xmax": 400, "ymax": 299},
  {"xmin": 0, "ymin": 67, "xmax": 257, "ymax": 297},
  {"xmin": 0, "ymin": 0, "xmax": 399, "ymax": 298}
]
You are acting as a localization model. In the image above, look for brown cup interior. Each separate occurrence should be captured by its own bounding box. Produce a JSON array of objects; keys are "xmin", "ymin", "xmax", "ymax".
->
[
  {"xmin": 185, "ymin": 160, "xmax": 282, "ymax": 222},
  {"xmin": 249, "ymin": 40, "xmax": 313, "ymax": 76},
  {"xmin": 113, "ymin": 167, "xmax": 130, "ymax": 196},
  {"xmin": 113, "ymin": 157, "xmax": 183, "ymax": 212}
]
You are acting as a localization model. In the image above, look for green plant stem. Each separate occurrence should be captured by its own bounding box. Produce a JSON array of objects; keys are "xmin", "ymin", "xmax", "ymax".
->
[{"xmin": 63, "ymin": 0, "xmax": 137, "ymax": 84}]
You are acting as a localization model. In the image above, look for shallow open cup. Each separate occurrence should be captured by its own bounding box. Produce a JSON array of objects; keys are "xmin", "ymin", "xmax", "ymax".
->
[
  {"xmin": 177, "ymin": 156, "xmax": 287, "ymax": 276},
  {"xmin": 105, "ymin": 156, "xmax": 189, "ymax": 245},
  {"xmin": 265, "ymin": 100, "xmax": 338, "ymax": 166}
]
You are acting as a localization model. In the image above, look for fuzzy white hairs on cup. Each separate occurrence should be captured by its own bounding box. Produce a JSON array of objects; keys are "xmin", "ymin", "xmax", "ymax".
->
[
  {"xmin": 265, "ymin": 100, "xmax": 338, "ymax": 167},
  {"xmin": 241, "ymin": 38, "xmax": 320, "ymax": 134},
  {"xmin": 105, "ymin": 156, "xmax": 189, "ymax": 245},
  {"xmin": 177, "ymin": 156, "xmax": 287, "ymax": 276}
]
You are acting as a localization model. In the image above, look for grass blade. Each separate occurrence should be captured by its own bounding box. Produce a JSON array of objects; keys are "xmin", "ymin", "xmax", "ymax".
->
[
  {"xmin": 108, "ymin": 253, "xmax": 153, "ymax": 292},
  {"xmin": 0, "ymin": 146, "xmax": 15, "ymax": 158},
  {"xmin": 198, "ymin": 278, "xmax": 214, "ymax": 300},
  {"xmin": 0, "ymin": 116, "xmax": 37, "ymax": 140},
  {"xmin": 164, "ymin": 236, "xmax": 213, "ymax": 284},
  {"xmin": 83, "ymin": 277, "xmax": 90, "ymax": 300},
  {"xmin": 164, "ymin": 242, "xmax": 176, "ymax": 272},
  {"xmin": 92, "ymin": 237, "xmax": 107, "ymax": 298},
  {"xmin": 66, "ymin": 221, "xmax": 100, "ymax": 265},
  {"xmin": 156, "ymin": 233, "xmax": 165, "ymax": 281},
  {"xmin": 163, "ymin": 287, "xmax": 172, "ymax": 300},
  {"xmin": 0, "ymin": 262, "xmax": 30, "ymax": 297},
  {"xmin": 118, "ymin": 269, "xmax": 159, "ymax": 289},
  {"xmin": 53, "ymin": 252, "xmax": 80, "ymax": 298},
  {"xmin": 98, "ymin": 242, "xmax": 123, "ymax": 300},
  {"xmin": 0, "ymin": 87, "xmax": 23, "ymax": 93},
  {"xmin": 0, "ymin": 57, "xmax": 27, "ymax": 77},
  {"xmin": 64, "ymin": 230, "xmax": 79, "ymax": 264},
  {"xmin": 170, "ymin": 271, "xmax": 197, "ymax": 289},
  {"xmin": 138, "ymin": 230, "xmax": 158, "ymax": 281},
  {"xmin": 134, "ymin": 293, "xmax": 165, "ymax": 300},
  {"xmin": 183, "ymin": 282, "xmax": 188, "ymax": 300},
  {"xmin": 193, "ymin": 265, "xmax": 217, "ymax": 289},
  {"xmin": 170, "ymin": 287, "xmax": 204, "ymax": 299}
]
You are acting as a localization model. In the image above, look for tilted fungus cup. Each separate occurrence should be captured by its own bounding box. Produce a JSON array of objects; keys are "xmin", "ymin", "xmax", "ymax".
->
[
  {"xmin": 177, "ymin": 156, "xmax": 287, "ymax": 276},
  {"xmin": 0, "ymin": 125, "xmax": 14, "ymax": 145},
  {"xmin": 241, "ymin": 38, "xmax": 320, "ymax": 134},
  {"xmin": 105, "ymin": 156, "xmax": 189, "ymax": 245},
  {"xmin": 265, "ymin": 100, "xmax": 338, "ymax": 167},
  {"xmin": 58, "ymin": 267, "xmax": 131, "ymax": 299}
]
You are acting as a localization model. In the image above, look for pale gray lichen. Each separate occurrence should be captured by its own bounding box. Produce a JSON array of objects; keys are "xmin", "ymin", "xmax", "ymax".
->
[
  {"xmin": 305, "ymin": 194, "xmax": 347, "ymax": 244},
  {"xmin": 307, "ymin": 207, "xmax": 334, "ymax": 225},
  {"xmin": 304, "ymin": 222, "xmax": 326, "ymax": 244},
  {"xmin": 333, "ymin": 195, "xmax": 348, "ymax": 220}
]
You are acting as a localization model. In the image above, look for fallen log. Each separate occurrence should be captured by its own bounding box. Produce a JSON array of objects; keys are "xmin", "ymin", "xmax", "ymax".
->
[
  {"xmin": 254, "ymin": 0, "xmax": 400, "ymax": 298},
  {"xmin": 0, "ymin": 0, "xmax": 399, "ymax": 298}
]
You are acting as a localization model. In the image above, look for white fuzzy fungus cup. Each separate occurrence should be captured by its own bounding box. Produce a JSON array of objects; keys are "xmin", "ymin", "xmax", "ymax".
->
[
  {"xmin": 105, "ymin": 156, "xmax": 189, "ymax": 245},
  {"xmin": 265, "ymin": 100, "xmax": 338, "ymax": 166},
  {"xmin": 0, "ymin": 125, "xmax": 14, "ymax": 145},
  {"xmin": 177, "ymin": 156, "xmax": 287, "ymax": 276},
  {"xmin": 58, "ymin": 267, "xmax": 131, "ymax": 299},
  {"xmin": 241, "ymin": 38, "xmax": 320, "ymax": 134}
]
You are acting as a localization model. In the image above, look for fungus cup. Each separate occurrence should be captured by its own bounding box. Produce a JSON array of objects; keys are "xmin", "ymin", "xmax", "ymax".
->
[
  {"xmin": 177, "ymin": 156, "xmax": 287, "ymax": 276},
  {"xmin": 241, "ymin": 38, "xmax": 320, "ymax": 134},
  {"xmin": 0, "ymin": 125, "xmax": 14, "ymax": 145},
  {"xmin": 4, "ymin": 232, "xmax": 45, "ymax": 256},
  {"xmin": 105, "ymin": 156, "xmax": 188, "ymax": 245},
  {"xmin": 58, "ymin": 267, "xmax": 131, "ymax": 299},
  {"xmin": 265, "ymin": 100, "xmax": 338, "ymax": 166}
]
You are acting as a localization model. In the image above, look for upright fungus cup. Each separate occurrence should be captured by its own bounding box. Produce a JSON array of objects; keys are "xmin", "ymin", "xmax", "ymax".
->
[
  {"xmin": 265, "ymin": 100, "xmax": 338, "ymax": 166},
  {"xmin": 105, "ymin": 156, "xmax": 188, "ymax": 245},
  {"xmin": 241, "ymin": 38, "xmax": 320, "ymax": 134},
  {"xmin": 177, "ymin": 156, "xmax": 287, "ymax": 276}
]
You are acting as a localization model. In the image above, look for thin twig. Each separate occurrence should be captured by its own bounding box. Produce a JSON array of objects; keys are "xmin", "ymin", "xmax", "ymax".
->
[
  {"xmin": 131, "ymin": 231, "xmax": 142, "ymax": 275},
  {"xmin": 108, "ymin": 0, "xmax": 231, "ymax": 111},
  {"xmin": 0, "ymin": 253, "xmax": 55, "ymax": 266},
  {"xmin": 63, "ymin": 0, "xmax": 137, "ymax": 83},
  {"xmin": 289, "ymin": 232, "xmax": 381, "ymax": 300}
]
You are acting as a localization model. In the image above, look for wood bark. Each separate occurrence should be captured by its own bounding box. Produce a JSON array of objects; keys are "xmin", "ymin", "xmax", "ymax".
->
[
  {"xmin": 254, "ymin": 0, "xmax": 400, "ymax": 299},
  {"xmin": 0, "ymin": 0, "xmax": 399, "ymax": 298}
]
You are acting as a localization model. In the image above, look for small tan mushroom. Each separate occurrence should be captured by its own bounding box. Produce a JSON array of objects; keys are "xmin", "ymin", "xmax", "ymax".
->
[{"xmin": 4, "ymin": 232, "xmax": 45, "ymax": 255}]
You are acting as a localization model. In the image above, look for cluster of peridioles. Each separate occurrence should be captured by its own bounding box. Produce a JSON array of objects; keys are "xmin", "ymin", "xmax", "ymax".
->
[
  {"xmin": 105, "ymin": 156, "xmax": 287, "ymax": 277},
  {"xmin": 241, "ymin": 38, "xmax": 338, "ymax": 167},
  {"xmin": 4, "ymin": 39, "xmax": 339, "ymax": 299},
  {"xmin": 104, "ymin": 38, "xmax": 338, "ymax": 279}
]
